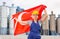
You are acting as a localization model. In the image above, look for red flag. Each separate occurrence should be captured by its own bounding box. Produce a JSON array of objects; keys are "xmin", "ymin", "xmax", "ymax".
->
[{"xmin": 12, "ymin": 4, "xmax": 47, "ymax": 35}]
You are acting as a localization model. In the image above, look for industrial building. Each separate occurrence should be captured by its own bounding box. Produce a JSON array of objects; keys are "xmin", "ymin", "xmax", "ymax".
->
[
  {"xmin": 0, "ymin": 2, "xmax": 24, "ymax": 35},
  {"xmin": 0, "ymin": 2, "xmax": 9, "ymax": 35},
  {"xmin": 56, "ymin": 15, "xmax": 60, "ymax": 35},
  {"xmin": 49, "ymin": 11, "xmax": 56, "ymax": 35},
  {"xmin": 42, "ymin": 14, "xmax": 49, "ymax": 35}
]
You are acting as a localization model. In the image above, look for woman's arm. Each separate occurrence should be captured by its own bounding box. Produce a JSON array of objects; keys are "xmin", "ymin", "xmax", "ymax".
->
[{"xmin": 41, "ymin": 9, "xmax": 48, "ymax": 23}]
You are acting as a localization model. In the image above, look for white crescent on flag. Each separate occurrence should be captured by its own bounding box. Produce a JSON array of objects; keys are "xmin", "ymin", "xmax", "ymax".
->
[
  {"xmin": 18, "ymin": 12, "xmax": 26, "ymax": 21},
  {"xmin": 14, "ymin": 12, "xmax": 28, "ymax": 33}
]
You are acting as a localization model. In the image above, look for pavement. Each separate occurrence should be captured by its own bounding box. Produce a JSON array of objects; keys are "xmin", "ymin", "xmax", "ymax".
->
[{"xmin": 0, "ymin": 34, "xmax": 60, "ymax": 39}]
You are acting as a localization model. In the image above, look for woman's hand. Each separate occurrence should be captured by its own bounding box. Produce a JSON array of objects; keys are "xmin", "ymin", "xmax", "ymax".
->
[{"xmin": 41, "ymin": 9, "xmax": 48, "ymax": 23}]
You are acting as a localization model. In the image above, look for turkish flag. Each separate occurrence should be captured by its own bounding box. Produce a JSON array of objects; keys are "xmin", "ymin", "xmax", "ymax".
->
[{"xmin": 12, "ymin": 4, "xmax": 47, "ymax": 35}]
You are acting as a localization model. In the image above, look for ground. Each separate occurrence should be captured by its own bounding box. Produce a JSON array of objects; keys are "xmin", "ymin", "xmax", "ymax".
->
[{"xmin": 0, "ymin": 34, "xmax": 60, "ymax": 39}]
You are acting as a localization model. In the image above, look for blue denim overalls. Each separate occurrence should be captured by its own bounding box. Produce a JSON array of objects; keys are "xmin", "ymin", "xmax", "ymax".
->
[{"xmin": 28, "ymin": 21, "xmax": 41, "ymax": 39}]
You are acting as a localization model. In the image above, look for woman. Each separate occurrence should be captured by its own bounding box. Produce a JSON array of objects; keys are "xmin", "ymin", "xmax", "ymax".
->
[{"xmin": 20, "ymin": 9, "xmax": 48, "ymax": 39}]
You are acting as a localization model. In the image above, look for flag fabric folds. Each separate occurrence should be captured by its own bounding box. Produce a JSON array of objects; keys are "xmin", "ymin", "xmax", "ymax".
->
[{"xmin": 12, "ymin": 4, "xmax": 47, "ymax": 35}]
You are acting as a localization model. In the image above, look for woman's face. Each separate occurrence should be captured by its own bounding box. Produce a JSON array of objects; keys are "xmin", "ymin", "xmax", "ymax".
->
[{"xmin": 32, "ymin": 14, "xmax": 38, "ymax": 20}]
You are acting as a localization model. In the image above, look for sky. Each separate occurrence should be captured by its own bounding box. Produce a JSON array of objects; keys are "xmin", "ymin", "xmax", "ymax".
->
[{"xmin": 0, "ymin": 0, "xmax": 60, "ymax": 17}]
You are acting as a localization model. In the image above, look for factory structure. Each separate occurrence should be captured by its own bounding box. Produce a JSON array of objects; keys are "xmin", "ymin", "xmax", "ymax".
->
[
  {"xmin": 41, "ymin": 11, "xmax": 60, "ymax": 35},
  {"xmin": 0, "ymin": 2, "xmax": 24, "ymax": 35},
  {"xmin": 0, "ymin": 2, "xmax": 60, "ymax": 35}
]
